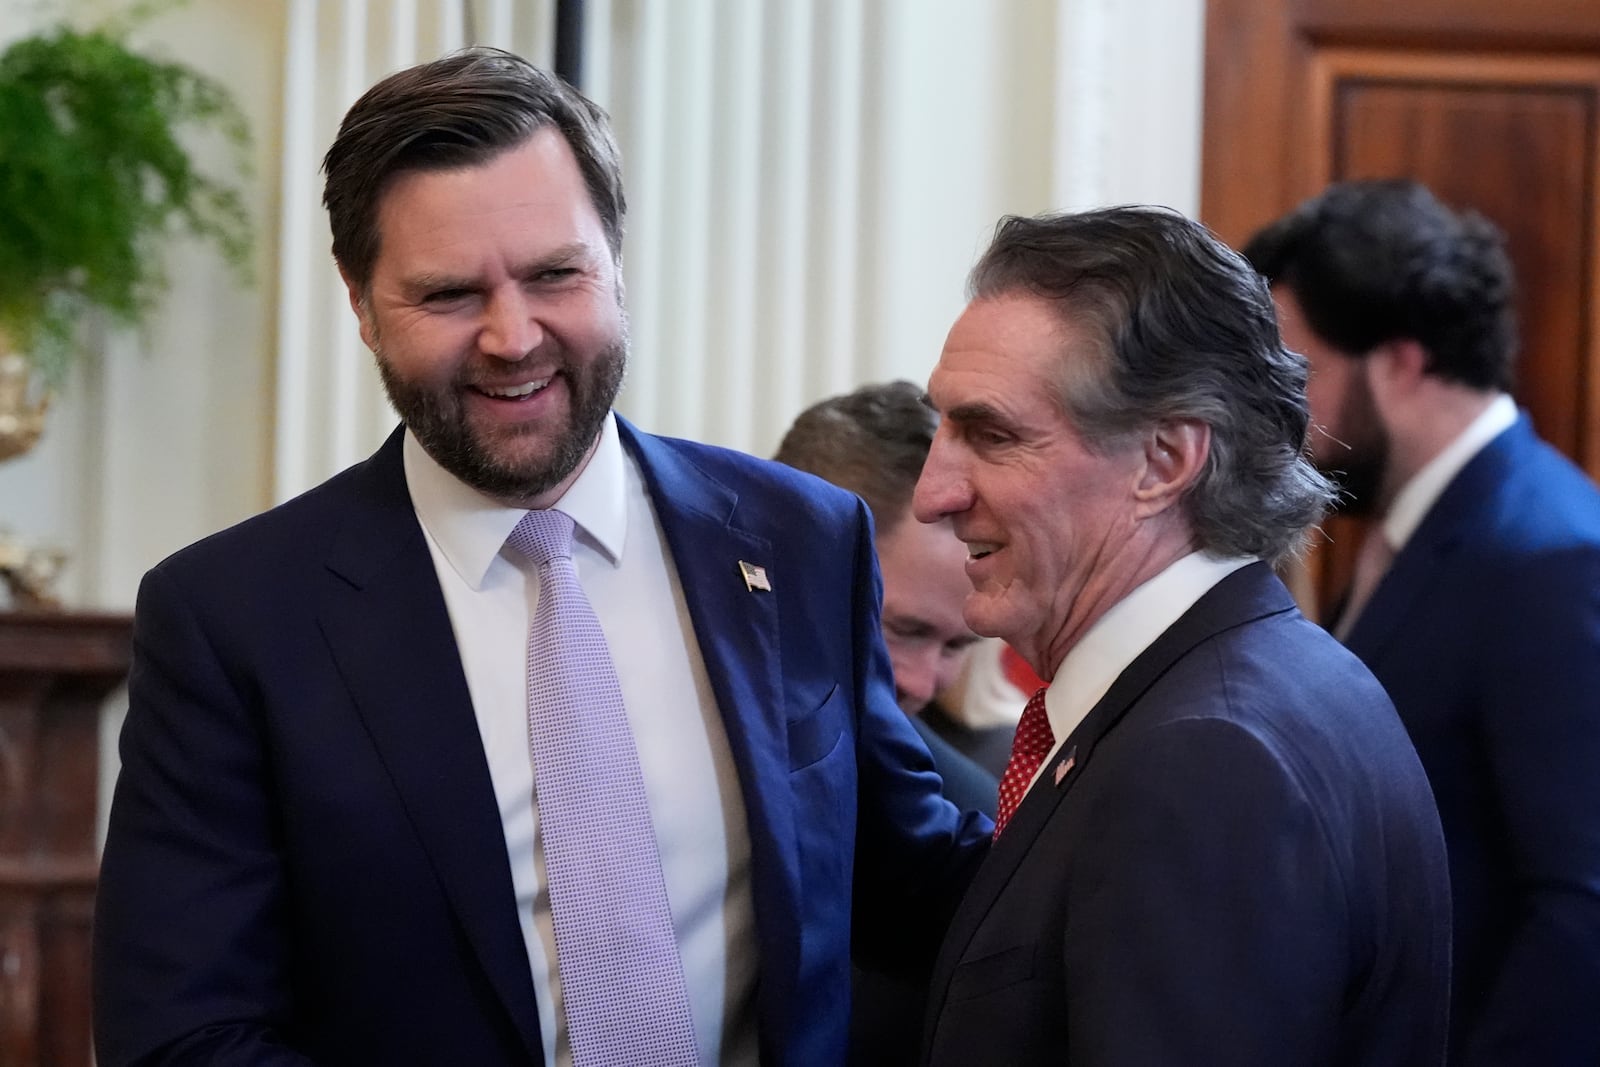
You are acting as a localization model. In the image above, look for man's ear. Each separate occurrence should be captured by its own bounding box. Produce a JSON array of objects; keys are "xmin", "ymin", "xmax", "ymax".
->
[
  {"xmin": 1367, "ymin": 338, "xmax": 1428, "ymax": 394},
  {"xmin": 1133, "ymin": 419, "xmax": 1210, "ymax": 516},
  {"xmin": 338, "ymin": 265, "xmax": 378, "ymax": 352}
]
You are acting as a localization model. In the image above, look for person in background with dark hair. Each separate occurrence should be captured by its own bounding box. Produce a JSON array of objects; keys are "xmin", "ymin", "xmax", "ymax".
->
[
  {"xmin": 775, "ymin": 381, "xmax": 996, "ymax": 1067},
  {"xmin": 91, "ymin": 48, "xmax": 988, "ymax": 1067},
  {"xmin": 775, "ymin": 381, "xmax": 994, "ymax": 817},
  {"xmin": 917, "ymin": 206, "xmax": 1451, "ymax": 1066},
  {"xmin": 1245, "ymin": 179, "xmax": 1600, "ymax": 1067}
]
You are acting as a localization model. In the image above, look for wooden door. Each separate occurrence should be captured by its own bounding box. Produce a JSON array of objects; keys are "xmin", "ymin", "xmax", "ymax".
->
[{"xmin": 1201, "ymin": 0, "xmax": 1600, "ymax": 614}]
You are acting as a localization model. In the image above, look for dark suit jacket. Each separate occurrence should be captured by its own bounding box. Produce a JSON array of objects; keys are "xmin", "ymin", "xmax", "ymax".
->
[
  {"xmin": 849, "ymin": 720, "xmax": 997, "ymax": 1067},
  {"xmin": 922, "ymin": 563, "xmax": 1452, "ymax": 1067},
  {"xmin": 93, "ymin": 419, "xmax": 990, "ymax": 1067},
  {"xmin": 919, "ymin": 701, "xmax": 1014, "ymax": 780},
  {"xmin": 1342, "ymin": 414, "xmax": 1600, "ymax": 1066},
  {"xmin": 911, "ymin": 717, "xmax": 997, "ymax": 818}
]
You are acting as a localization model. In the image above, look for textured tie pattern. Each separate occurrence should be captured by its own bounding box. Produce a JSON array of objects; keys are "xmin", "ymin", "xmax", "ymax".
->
[
  {"xmin": 994, "ymin": 686, "xmax": 1054, "ymax": 839},
  {"xmin": 508, "ymin": 509, "xmax": 699, "ymax": 1066}
]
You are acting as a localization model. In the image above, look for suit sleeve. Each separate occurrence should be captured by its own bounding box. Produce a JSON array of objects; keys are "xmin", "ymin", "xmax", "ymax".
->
[
  {"xmin": 93, "ymin": 565, "xmax": 316, "ymax": 1067},
  {"xmin": 1062, "ymin": 715, "xmax": 1349, "ymax": 1066},
  {"xmin": 1465, "ymin": 544, "xmax": 1600, "ymax": 1065},
  {"xmin": 844, "ymin": 499, "xmax": 992, "ymax": 975}
]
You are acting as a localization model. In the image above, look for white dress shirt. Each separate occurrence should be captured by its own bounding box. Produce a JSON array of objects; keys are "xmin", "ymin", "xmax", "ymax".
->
[
  {"xmin": 404, "ymin": 413, "xmax": 759, "ymax": 1067},
  {"xmin": 1333, "ymin": 394, "xmax": 1516, "ymax": 640},
  {"xmin": 1030, "ymin": 552, "xmax": 1256, "ymax": 793},
  {"xmin": 1380, "ymin": 393, "xmax": 1517, "ymax": 554}
]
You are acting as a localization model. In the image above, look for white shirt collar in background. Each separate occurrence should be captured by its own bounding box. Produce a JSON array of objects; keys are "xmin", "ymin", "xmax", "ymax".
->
[{"xmin": 1382, "ymin": 393, "xmax": 1516, "ymax": 553}]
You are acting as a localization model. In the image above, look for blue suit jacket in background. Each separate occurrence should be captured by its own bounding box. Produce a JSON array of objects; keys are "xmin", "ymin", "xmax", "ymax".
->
[
  {"xmin": 92, "ymin": 418, "xmax": 991, "ymax": 1067},
  {"xmin": 1343, "ymin": 414, "xmax": 1600, "ymax": 1066}
]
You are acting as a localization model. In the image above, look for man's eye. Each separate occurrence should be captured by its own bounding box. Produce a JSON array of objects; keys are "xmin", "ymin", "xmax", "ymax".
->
[
  {"xmin": 423, "ymin": 289, "xmax": 472, "ymax": 304},
  {"xmin": 973, "ymin": 427, "xmax": 1012, "ymax": 447},
  {"xmin": 535, "ymin": 268, "xmax": 580, "ymax": 282}
]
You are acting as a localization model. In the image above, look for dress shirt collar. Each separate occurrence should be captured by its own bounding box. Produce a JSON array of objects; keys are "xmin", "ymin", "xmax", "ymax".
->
[
  {"xmin": 1382, "ymin": 393, "xmax": 1516, "ymax": 552},
  {"xmin": 402, "ymin": 412, "xmax": 628, "ymax": 588},
  {"xmin": 1043, "ymin": 552, "xmax": 1255, "ymax": 751}
]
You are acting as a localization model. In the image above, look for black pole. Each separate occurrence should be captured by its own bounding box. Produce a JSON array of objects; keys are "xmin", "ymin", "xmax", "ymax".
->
[{"xmin": 553, "ymin": 0, "xmax": 586, "ymax": 89}]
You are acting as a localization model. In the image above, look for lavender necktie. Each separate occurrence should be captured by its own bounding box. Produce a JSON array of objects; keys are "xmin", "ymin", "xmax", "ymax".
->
[{"xmin": 507, "ymin": 509, "xmax": 700, "ymax": 1066}]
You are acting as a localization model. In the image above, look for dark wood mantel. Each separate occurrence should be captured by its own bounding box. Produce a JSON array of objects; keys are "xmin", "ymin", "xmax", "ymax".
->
[{"xmin": 0, "ymin": 611, "xmax": 133, "ymax": 1067}]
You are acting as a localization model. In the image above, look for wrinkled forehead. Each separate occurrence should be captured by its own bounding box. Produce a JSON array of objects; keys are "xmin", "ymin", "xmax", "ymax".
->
[{"xmin": 928, "ymin": 294, "xmax": 1108, "ymax": 432}]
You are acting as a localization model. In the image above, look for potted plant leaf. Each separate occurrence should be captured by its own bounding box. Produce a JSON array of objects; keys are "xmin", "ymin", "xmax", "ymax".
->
[{"xmin": 0, "ymin": 3, "xmax": 252, "ymax": 462}]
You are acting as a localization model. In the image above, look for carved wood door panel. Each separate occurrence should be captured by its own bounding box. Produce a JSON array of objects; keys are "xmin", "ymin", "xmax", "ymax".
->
[{"xmin": 1201, "ymin": 0, "xmax": 1600, "ymax": 611}]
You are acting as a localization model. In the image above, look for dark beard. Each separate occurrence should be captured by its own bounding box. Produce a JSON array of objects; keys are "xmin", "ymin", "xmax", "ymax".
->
[
  {"xmin": 1317, "ymin": 363, "xmax": 1390, "ymax": 519},
  {"xmin": 377, "ymin": 337, "xmax": 627, "ymax": 504},
  {"xmin": 1321, "ymin": 448, "xmax": 1387, "ymax": 518}
]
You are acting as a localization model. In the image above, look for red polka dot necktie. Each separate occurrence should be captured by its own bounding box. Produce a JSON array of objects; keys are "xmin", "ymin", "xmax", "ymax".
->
[{"xmin": 994, "ymin": 686, "xmax": 1054, "ymax": 839}]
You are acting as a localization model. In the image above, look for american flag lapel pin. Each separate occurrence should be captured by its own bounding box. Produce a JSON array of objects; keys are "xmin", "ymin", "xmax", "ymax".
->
[
  {"xmin": 1053, "ymin": 745, "xmax": 1078, "ymax": 786},
  {"xmin": 738, "ymin": 560, "xmax": 772, "ymax": 592}
]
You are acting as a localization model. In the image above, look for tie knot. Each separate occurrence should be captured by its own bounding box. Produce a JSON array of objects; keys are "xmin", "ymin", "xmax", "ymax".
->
[
  {"xmin": 1019, "ymin": 686, "xmax": 1053, "ymax": 756},
  {"xmin": 993, "ymin": 685, "xmax": 1055, "ymax": 840},
  {"xmin": 508, "ymin": 508, "xmax": 576, "ymax": 566}
]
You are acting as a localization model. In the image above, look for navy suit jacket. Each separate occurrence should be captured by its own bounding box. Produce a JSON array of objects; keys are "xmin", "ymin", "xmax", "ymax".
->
[
  {"xmin": 922, "ymin": 563, "xmax": 1452, "ymax": 1067},
  {"xmin": 1342, "ymin": 414, "xmax": 1600, "ymax": 1065},
  {"xmin": 910, "ymin": 717, "xmax": 996, "ymax": 819},
  {"xmin": 93, "ymin": 419, "xmax": 990, "ymax": 1067}
]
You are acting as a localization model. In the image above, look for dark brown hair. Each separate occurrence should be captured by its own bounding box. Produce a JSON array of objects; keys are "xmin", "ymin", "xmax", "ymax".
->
[
  {"xmin": 774, "ymin": 381, "xmax": 938, "ymax": 535},
  {"xmin": 322, "ymin": 47, "xmax": 625, "ymax": 292}
]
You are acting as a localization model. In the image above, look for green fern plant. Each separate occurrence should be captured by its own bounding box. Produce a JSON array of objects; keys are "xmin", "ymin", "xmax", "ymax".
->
[{"xmin": 0, "ymin": 9, "xmax": 252, "ymax": 390}]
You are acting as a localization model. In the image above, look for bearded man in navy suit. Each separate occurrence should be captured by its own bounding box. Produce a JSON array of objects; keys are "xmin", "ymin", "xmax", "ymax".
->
[
  {"xmin": 1247, "ymin": 179, "xmax": 1600, "ymax": 1066},
  {"xmin": 915, "ymin": 207, "xmax": 1451, "ymax": 1066},
  {"xmin": 92, "ymin": 48, "xmax": 988, "ymax": 1067}
]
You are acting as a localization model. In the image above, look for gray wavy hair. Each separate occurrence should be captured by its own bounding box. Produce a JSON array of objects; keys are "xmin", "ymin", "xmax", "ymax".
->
[{"xmin": 969, "ymin": 206, "xmax": 1333, "ymax": 564}]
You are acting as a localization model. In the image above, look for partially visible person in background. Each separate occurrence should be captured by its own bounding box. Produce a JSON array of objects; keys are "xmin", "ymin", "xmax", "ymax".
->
[
  {"xmin": 924, "ymin": 638, "xmax": 1037, "ymax": 778},
  {"xmin": 917, "ymin": 206, "xmax": 1451, "ymax": 1066},
  {"xmin": 776, "ymin": 380, "xmax": 996, "ymax": 817},
  {"xmin": 1246, "ymin": 178, "xmax": 1600, "ymax": 1066},
  {"xmin": 776, "ymin": 381, "xmax": 997, "ymax": 1067}
]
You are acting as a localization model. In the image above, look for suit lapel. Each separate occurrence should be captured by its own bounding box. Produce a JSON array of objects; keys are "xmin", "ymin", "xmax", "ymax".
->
[
  {"xmin": 619, "ymin": 420, "xmax": 802, "ymax": 1044},
  {"xmin": 1344, "ymin": 418, "xmax": 1526, "ymax": 660},
  {"xmin": 1341, "ymin": 535, "xmax": 1453, "ymax": 659},
  {"xmin": 316, "ymin": 429, "xmax": 544, "ymax": 1061},
  {"xmin": 929, "ymin": 564, "xmax": 1298, "ymax": 1006}
]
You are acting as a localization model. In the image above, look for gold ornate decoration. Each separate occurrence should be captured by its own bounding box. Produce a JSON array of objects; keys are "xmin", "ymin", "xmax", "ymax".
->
[
  {"xmin": 0, "ymin": 531, "xmax": 66, "ymax": 610},
  {"xmin": 0, "ymin": 350, "xmax": 49, "ymax": 464},
  {"xmin": 0, "ymin": 338, "xmax": 63, "ymax": 609}
]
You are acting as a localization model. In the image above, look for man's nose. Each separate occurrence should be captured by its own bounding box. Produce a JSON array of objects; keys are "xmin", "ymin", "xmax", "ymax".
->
[
  {"xmin": 893, "ymin": 647, "xmax": 941, "ymax": 714},
  {"xmin": 480, "ymin": 291, "xmax": 545, "ymax": 359},
  {"xmin": 913, "ymin": 433, "xmax": 970, "ymax": 524}
]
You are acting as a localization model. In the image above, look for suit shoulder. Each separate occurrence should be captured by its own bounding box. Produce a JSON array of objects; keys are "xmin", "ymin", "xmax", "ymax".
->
[
  {"xmin": 1119, "ymin": 617, "xmax": 1432, "ymax": 825},
  {"xmin": 1149, "ymin": 612, "xmax": 1402, "ymax": 751},
  {"xmin": 148, "ymin": 453, "xmax": 381, "ymax": 582},
  {"xmin": 1470, "ymin": 426, "xmax": 1600, "ymax": 550}
]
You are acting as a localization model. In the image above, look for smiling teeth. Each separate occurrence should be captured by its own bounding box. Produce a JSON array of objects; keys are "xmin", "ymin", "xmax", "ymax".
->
[
  {"xmin": 482, "ymin": 377, "xmax": 550, "ymax": 399},
  {"xmin": 968, "ymin": 543, "xmax": 998, "ymax": 560}
]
